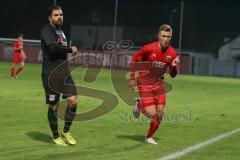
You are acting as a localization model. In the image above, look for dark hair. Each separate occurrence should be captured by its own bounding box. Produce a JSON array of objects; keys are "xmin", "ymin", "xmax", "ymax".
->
[
  {"xmin": 47, "ymin": 5, "xmax": 62, "ymax": 17},
  {"xmin": 159, "ymin": 24, "xmax": 172, "ymax": 34}
]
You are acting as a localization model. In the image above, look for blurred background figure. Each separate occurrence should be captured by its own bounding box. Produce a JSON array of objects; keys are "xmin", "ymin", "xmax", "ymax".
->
[{"xmin": 11, "ymin": 33, "xmax": 26, "ymax": 79}]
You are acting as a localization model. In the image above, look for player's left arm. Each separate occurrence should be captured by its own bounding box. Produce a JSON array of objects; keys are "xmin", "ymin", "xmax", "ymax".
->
[
  {"xmin": 169, "ymin": 52, "xmax": 179, "ymax": 78},
  {"xmin": 21, "ymin": 50, "xmax": 27, "ymax": 60}
]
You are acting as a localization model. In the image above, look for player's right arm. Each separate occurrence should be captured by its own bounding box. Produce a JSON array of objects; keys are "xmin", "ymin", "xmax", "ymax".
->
[{"xmin": 129, "ymin": 45, "xmax": 150, "ymax": 89}]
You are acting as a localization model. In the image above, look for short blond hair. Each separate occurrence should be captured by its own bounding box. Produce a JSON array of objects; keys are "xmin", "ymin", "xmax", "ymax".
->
[{"xmin": 159, "ymin": 24, "xmax": 172, "ymax": 34}]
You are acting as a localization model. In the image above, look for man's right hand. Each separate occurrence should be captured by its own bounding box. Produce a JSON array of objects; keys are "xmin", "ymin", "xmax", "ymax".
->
[{"xmin": 71, "ymin": 46, "xmax": 78, "ymax": 56}]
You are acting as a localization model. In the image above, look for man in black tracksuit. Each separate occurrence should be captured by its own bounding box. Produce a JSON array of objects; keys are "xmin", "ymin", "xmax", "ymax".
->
[{"xmin": 41, "ymin": 5, "xmax": 78, "ymax": 146}]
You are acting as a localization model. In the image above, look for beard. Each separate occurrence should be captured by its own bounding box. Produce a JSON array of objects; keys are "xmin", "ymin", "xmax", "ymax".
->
[{"xmin": 52, "ymin": 19, "xmax": 63, "ymax": 28}]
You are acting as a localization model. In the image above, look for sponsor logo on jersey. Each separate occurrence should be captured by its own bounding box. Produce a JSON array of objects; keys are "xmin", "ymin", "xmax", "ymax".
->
[
  {"xmin": 56, "ymin": 37, "xmax": 62, "ymax": 44},
  {"xmin": 152, "ymin": 61, "xmax": 167, "ymax": 68},
  {"xmin": 56, "ymin": 31, "xmax": 68, "ymax": 46}
]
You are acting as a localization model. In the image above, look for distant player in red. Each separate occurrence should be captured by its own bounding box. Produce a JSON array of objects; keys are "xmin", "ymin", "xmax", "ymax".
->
[
  {"xmin": 11, "ymin": 33, "xmax": 26, "ymax": 79},
  {"xmin": 129, "ymin": 24, "xmax": 180, "ymax": 144}
]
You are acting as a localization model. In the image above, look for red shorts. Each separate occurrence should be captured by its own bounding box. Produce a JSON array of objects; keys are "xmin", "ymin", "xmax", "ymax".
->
[
  {"xmin": 13, "ymin": 53, "xmax": 24, "ymax": 64},
  {"xmin": 138, "ymin": 83, "xmax": 166, "ymax": 109}
]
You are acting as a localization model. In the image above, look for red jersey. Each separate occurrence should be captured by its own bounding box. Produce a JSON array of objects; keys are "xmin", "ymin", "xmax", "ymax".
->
[
  {"xmin": 130, "ymin": 42, "xmax": 178, "ymax": 85},
  {"xmin": 13, "ymin": 39, "xmax": 23, "ymax": 54}
]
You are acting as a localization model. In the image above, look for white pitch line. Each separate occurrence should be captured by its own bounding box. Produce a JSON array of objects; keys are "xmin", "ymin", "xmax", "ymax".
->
[{"xmin": 158, "ymin": 128, "xmax": 240, "ymax": 160}]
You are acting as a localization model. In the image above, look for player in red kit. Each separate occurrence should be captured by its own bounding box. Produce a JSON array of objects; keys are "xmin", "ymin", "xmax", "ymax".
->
[
  {"xmin": 129, "ymin": 24, "xmax": 179, "ymax": 144},
  {"xmin": 11, "ymin": 33, "xmax": 26, "ymax": 79}
]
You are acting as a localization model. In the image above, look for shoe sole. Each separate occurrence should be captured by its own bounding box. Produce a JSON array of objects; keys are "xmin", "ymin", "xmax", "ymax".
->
[{"xmin": 53, "ymin": 140, "xmax": 68, "ymax": 146}]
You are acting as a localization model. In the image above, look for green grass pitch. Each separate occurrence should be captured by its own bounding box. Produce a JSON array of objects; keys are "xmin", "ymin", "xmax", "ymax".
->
[{"xmin": 0, "ymin": 61, "xmax": 239, "ymax": 160}]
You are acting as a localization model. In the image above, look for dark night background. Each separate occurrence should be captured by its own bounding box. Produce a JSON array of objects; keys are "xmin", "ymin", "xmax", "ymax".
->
[{"xmin": 1, "ymin": 0, "xmax": 240, "ymax": 53}]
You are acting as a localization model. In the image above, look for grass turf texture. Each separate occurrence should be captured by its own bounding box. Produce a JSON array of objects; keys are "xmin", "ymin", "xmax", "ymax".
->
[{"xmin": 0, "ymin": 61, "xmax": 239, "ymax": 160}]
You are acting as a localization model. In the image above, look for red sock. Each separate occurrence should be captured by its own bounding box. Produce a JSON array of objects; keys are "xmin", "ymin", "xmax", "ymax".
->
[
  {"xmin": 146, "ymin": 117, "xmax": 160, "ymax": 138},
  {"xmin": 11, "ymin": 67, "xmax": 15, "ymax": 77},
  {"xmin": 15, "ymin": 67, "xmax": 23, "ymax": 76}
]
